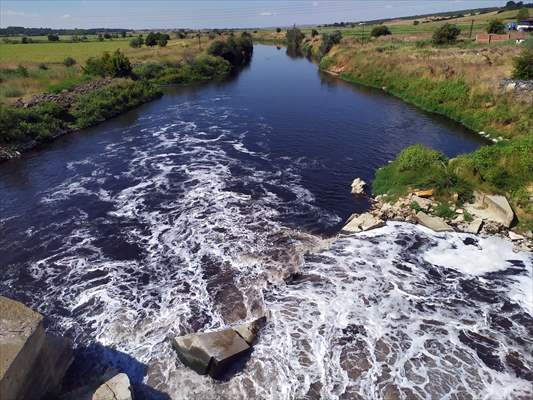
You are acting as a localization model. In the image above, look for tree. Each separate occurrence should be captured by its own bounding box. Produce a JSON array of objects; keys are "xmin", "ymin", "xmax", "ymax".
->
[
  {"xmin": 276, "ymin": 27, "xmax": 281, "ymax": 33},
  {"xmin": 121, "ymin": 31, "xmax": 127, "ymax": 38},
  {"xmin": 413, "ymin": 20, "xmax": 420, "ymax": 26},
  {"xmin": 487, "ymin": 19, "xmax": 505, "ymax": 34},
  {"xmin": 371, "ymin": 25, "xmax": 392, "ymax": 37},
  {"xmin": 512, "ymin": 44, "xmax": 533, "ymax": 79},
  {"xmin": 129, "ymin": 37, "xmax": 143, "ymax": 48},
  {"xmin": 286, "ymin": 26, "xmax": 304, "ymax": 49},
  {"xmin": 517, "ymin": 7, "xmax": 529, "ymax": 20},
  {"xmin": 47, "ymin": 34, "xmax": 59, "ymax": 41},
  {"xmin": 103, "ymin": 33, "xmax": 112, "ymax": 39},
  {"xmin": 84, "ymin": 50, "xmax": 132, "ymax": 77},
  {"xmin": 311, "ymin": 29, "xmax": 319, "ymax": 37},
  {"xmin": 145, "ymin": 32, "xmax": 157, "ymax": 46},
  {"xmin": 157, "ymin": 33, "xmax": 169, "ymax": 47},
  {"xmin": 21, "ymin": 37, "xmax": 28, "ymax": 44},
  {"xmin": 432, "ymin": 23, "xmax": 461, "ymax": 45}
]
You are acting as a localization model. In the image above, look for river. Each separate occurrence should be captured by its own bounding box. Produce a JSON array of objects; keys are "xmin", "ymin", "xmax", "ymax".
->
[{"xmin": 0, "ymin": 44, "xmax": 531, "ymax": 399}]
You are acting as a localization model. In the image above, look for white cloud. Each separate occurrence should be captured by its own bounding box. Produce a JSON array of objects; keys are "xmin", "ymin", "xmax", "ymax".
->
[
  {"xmin": 61, "ymin": 14, "xmax": 72, "ymax": 19},
  {"xmin": 259, "ymin": 11, "xmax": 275, "ymax": 16}
]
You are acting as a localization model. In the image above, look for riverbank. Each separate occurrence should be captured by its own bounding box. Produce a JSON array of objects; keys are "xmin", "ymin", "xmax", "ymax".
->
[{"xmin": 0, "ymin": 34, "xmax": 253, "ymax": 162}]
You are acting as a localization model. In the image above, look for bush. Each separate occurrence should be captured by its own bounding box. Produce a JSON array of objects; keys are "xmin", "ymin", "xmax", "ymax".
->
[
  {"xmin": 487, "ymin": 19, "xmax": 505, "ymax": 34},
  {"xmin": 84, "ymin": 50, "xmax": 132, "ymax": 77},
  {"xmin": 319, "ymin": 30, "xmax": 342, "ymax": 57},
  {"xmin": 15, "ymin": 65, "xmax": 29, "ymax": 77},
  {"xmin": 432, "ymin": 23, "xmax": 461, "ymax": 45},
  {"xmin": 511, "ymin": 45, "xmax": 533, "ymax": 79},
  {"xmin": 371, "ymin": 25, "xmax": 391, "ymax": 38},
  {"xmin": 133, "ymin": 63, "xmax": 165, "ymax": 80},
  {"xmin": 207, "ymin": 36, "xmax": 253, "ymax": 66},
  {"xmin": 157, "ymin": 33, "xmax": 169, "ymax": 47},
  {"xmin": 47, "ymin": 34, "xmax": 59, "ymax": 42},
  {"xmin": 38, "ymin": 63, "xmax": 48, "ymax": 70},
  {"xmin": 130, "ymin": 37, "xmax": 143, "ymax": 48},
  {"xmin": 434, "ymin": 203, "xmax": 456, "ymax": 219},
  {"xmin": 145, "ymin": 32, "xmax": 157, "ymax": 46},
  {"xmin": 276, "ymin": 28, "xmax": 281, "ymax": 33},
  {"xmin": 21, "ymin": 37, "xmax": 28, "ymax": 44},
  {"xmin": 63, "ymin": 57, "xmax": 76, "ymax": 67},
  {"xmin": 413, "ymin": 20, "xmax": 420, "ymax": 26},
  {"xmin": 311, "ymin": 29, "xmax": 319, "ymax": 37}
]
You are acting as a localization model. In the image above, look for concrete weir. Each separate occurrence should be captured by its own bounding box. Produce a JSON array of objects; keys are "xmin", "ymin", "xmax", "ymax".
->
[{"xmin": 172, "ymin": 316, "xmax": 266, "ymax": 378}]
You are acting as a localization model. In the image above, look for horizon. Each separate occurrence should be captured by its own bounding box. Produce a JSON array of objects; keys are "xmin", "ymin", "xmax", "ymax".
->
[{"xmin": 0, "ymin": 0, "xmax": 517, "ymax": 30}]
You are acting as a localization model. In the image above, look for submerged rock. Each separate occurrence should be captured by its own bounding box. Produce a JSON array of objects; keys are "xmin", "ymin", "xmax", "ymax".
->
[
  {"xmin": 0, "ymin": 296, "xmax": 73, "ymax": 400},
  {"xmin": 342, "ymin": 213, "xmax": 385, "ymax": 233},
  {"xmin": 416, "ymin": 211, "xmax": 453, "ymax": 232},
  {"xmin": 350, "ymin": 178, "xmax": 366, "ymax": 195},
  {"xmin": 172, "ymin": 316, "xmax": 266, "ymax": 378}
]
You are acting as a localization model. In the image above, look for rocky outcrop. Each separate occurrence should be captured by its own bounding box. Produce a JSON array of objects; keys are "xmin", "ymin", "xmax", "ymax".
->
[
  {"xmin": 350, "ymin": 178, "xmax": 366, "ymax": 195},
  {"xmin": 342, "ymin": 212, "xmax": 385, "ymax": 233},
  {"xmin": 415, "ymin": 211, "xmax": 453, "ymax": 232},
  {"xmin": 464, "ymin": 192, "xmax": 515, "ymax": 228},
  {"xmin": 172, "ymin": 316, "xmax": 266, "ymax": 378},
  {"xmin": 0, "ymin": 296, "xmax": 73, "ymax": 400}
]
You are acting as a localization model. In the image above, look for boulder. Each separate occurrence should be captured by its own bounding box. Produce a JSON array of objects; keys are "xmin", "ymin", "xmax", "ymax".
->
[
  {"xmin": 350, "ymin": 178, "xmax": 366, "ymax": 195},
  {"xmin": 410, "ymin": 195, "xmax": 432, "ymax": 211},
  {"xmin": 415, "ymin": 212, "xmax": 453, "ymax": 232},
  {"xmin": 414, "ymin": 189, "xmax": 434, "ymax": 198},
  {"xmin": 465, "ymin": 218, "xmax": 483, "ymax": 234},
  {"xmin": 173, "ymin": 316, "xmax": 266, "ymax": 378},
  {"xmin": 92, "ymin": 373, "xmax": 132, "ymax": 400},
  {"xmin": 342, "ymin": 213, "xmax": 385, "ymax": 233},
  {"xmin": 465, "ymin": 192, "xmax": 514, "ymax": 227},
  {"xmin": 0, "ymin": 296, "xmax": 73, "ymax": 400},
  {"xmin": 509, "ymin": 231, "xmax": 525, "ymax": 241}
]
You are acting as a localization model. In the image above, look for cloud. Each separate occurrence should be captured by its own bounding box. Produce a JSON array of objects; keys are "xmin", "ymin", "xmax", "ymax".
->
[
  {"xmin": 259, "ymin": 11, "xmax": 275, "ymax": 16},
  {"xmin": 4, "ymin": 9, "xmax": 37, "ymax": 17},
  {"xmin": 61, "ymin": 14, "xmax": 72, "ymax": 19}
]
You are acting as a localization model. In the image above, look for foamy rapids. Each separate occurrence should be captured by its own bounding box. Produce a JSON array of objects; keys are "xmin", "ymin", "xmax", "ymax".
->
[{"xmin": 0, "ymin": 97, "xmax": 531, "ymax": 399}]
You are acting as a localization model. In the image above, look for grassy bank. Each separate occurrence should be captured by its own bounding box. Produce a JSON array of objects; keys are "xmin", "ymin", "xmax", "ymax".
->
[{"xmin": 0, "ymin": 34, "xmax": 253, "ymax": 159}]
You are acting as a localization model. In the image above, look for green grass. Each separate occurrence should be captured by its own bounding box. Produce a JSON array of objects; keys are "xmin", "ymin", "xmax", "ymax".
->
[{"xmin": 47, "ymin": 75, "xmax": 92, "ymax": 93}]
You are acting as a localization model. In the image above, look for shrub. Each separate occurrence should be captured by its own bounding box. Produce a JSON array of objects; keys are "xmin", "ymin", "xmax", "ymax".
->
[
  {"xmin": 130, "ymin": 37, "xmax": 143, "ymax": 48},
  {"xmin": 1, "ymin": 86, "xmax": 23, "ymax": 98},
  {"xmin": 396, "ymin": 145, "xmax": 448, "ymax": 171},
  {"xmin": 157, "ymin": 33, "xmax": 169, "ymax": 47},
  {"xmin": 432, "ymin": 23, "xmax": 461, "ymax": 45},
  {"xmin": 21, "ymin": 37, "xmax": 28, "ymax": 44},
  {"xmin": 276, "ymin": 27, "xmax": 281, "ymax": 33},
  {"xmin": 371, "ymin": 25, "xmax": 391, "ymax": 38},
  {"xmin": 103, "ymin": 33, "xmax": 112, "ymax": 39},
  {"xmin": 311, "ymin": 29, "xmax": 319, "ymax": 37},
  {"xmin": 511, "ymin": 44, "xmax": 533, "ymax": 79},
  {"xmin": 207, "ymin": 36, "xmax": 253, "ymax": 66},
  {"xmin": 47, "ymin": 75, "xmax": 91, "ymax": 93},
  {"xmin": 63, "ymin": 57, "xmax": 76, "ymax": 67},
  {"xmin": 413, "ymin": 20, "xmax": 420, "ymax": 26},
  {"xmin": 38, "ymin": 63, "xmax": 48, "ymax": 70},
  {"xmin": 47, "ymin": 34, "xmax": 59, "ymax": 42},
  {"xmin": 145, "ymin": 32, "xmax": 157, "ymax": 46},
  {"xmin": 319, "ymin": 30, "xmax": 342, "ymax": 57},
  {"xmin": 133, "ymin": 63, "xmax": 165, "ymax": 80},
  {"xmin": 84, "ymin": 50, "xmax": 132, "ymax": 77},
  {"xmin": 486, "ymin": 19, "xmax": 505, "ymax": 34},
  {"xmin": 434, "ymin": 203, "xmax": 456, "ymax": 219}
]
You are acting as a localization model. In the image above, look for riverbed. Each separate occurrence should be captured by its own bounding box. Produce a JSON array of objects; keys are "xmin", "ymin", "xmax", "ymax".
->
[{"xmin": 0, "ymin": 44, "xmax": 531, "ymax": 399}]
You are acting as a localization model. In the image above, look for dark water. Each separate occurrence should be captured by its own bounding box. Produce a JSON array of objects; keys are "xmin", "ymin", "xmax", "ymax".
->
[{"xmin": 0, "ymin": 45, "xmax": 531, "ymax": 399}]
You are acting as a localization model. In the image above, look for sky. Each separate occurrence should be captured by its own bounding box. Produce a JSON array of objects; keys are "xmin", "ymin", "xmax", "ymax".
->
[{"xmin": 0, "ymin": 0, "xmax": 512, "ymax": 29}]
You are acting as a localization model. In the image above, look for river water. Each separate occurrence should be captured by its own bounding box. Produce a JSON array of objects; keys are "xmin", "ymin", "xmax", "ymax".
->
[{"xmin": 0, "ymin": 45, "xmax": 531, "ymax": 399}]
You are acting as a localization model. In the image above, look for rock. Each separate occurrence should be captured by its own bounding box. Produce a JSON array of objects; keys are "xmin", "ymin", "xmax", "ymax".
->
[
  {"xmin": 234, "ymin": 316, "xmax": 267, "ymax": 345},
  {"xmin": 414, "ymin": 189, "xmax": 434, "ymax": 198},
  {"xmin": 505, "ymin": 82, "xmax": 516, "ymax": 92},
  {"xmin": 509, "ymin": 231, "xmax": 525, "ymax": 241},
  {"xmin": 173, "ymin": 328, "xmax": 249, "ymax": 377},
  {"xmin": 415, "ymin": 212, "xmax": 453, "ymax": 232},
  {"xmin": 465, "ymin": 192, "xmax": 514, "ymax": 228},
  {"xmin": 0, "ymin": 296, "xmax": 73, "ymax": 400},
  {"xmin": 410, "ymin": 195, "xmax": 432, "ymax": 211},
  {"xmin": 456, "ymin": 209, "xmax": 463, "ymax": 214},
  {"xmin": 465, "ymin": 218, "xmax": 483, "ymax": 234},
  {"xmin": 342, "ymin": 213, "xmax": 385, "ymax": 233},
  {"xmin": 350, "ymin": 178, "xmax": 366, "ymax": 195},
  {"xmin": 92, "ymin": 373, "xmax": 132, "ymax": 400}
]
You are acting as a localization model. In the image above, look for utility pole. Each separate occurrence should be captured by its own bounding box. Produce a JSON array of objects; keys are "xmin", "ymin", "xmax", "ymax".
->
[
  {"xmin": 469, "ymin": 19, "xmax": 474, "ymax": 39},
  {"xmin": 361, "ymin": 23, "xmax": 365, "ymax": 45},
  {"xmin": 198, "ymin": 30, "xmax": 201, "ymax": 50}
]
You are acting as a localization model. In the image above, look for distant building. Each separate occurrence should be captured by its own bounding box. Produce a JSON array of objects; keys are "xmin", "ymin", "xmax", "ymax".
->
[{"xmin": 517, "ymin": 18, "xmax": 533, "ymax": 32}]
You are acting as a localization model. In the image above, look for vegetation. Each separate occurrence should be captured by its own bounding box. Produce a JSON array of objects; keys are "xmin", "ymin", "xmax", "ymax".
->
[
  {"xmin": 432, "ymin": 23, "xmax": 461, "ymax": 45},
  {"xmin": 286, "ymin": 27, "xmax": 305, "ymax": 50},
  {"xmin": 0, "ymin": 81, "xmax": 161, "ymax": 144},
  {"xmin": 486, "ymin": 19, "xmax": 506, "ymax": 34},
  {"xmin": 512, "ymin": 41, "xmax": 533, "ymax": 79},
  {"xmin": 63, "ymin": 57, "xmax": 76, "ymax": 67},
  {"xmin": 83, "ymin": 50, "xmax": 132, "ymax": 77},
  {"xmin": 517, "ymin": 7, "xmax": 530, "ymax": 19},
  {"xmin": 371, "ymin": 25, "xmax": 392, "ymax": 38},
  {"xmin": 47, "ymin": 34, "xmax": 59, "ymax": 42},
  {"xmin": 319, "ymin": 31, "xmax": 342, "ymax": 58},
  {"xmin": 207, "ymin": 34, "xmax": 253, "ymax": 66}
]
